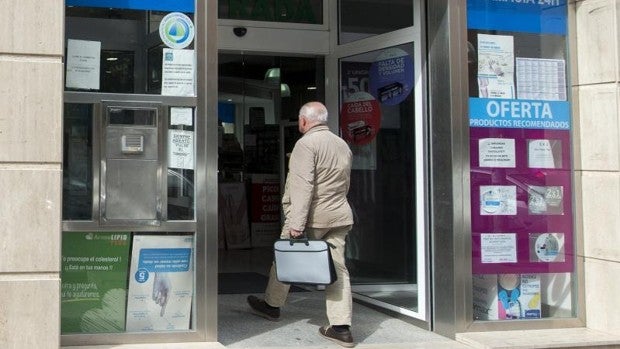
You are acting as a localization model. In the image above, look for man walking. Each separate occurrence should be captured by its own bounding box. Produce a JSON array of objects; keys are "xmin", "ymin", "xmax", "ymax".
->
[{"xmin": 247, "ymin": 101, "xmax": 355, "ymax": 347}]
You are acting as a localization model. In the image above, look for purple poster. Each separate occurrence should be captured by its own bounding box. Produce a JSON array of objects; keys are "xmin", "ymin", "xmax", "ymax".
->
[
  {"xmin": 467, "ymin": 0, "xmax": 572, "ymax": 274},
  {"xmin": 470, "ymin": 127, "xmax": 573, "ymax": 274}
]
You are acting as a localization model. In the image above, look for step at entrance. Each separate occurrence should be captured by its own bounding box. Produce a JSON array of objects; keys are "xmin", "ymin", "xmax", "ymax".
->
[{"xmin": 457, "ymin": 328, "xmax": 620, "ymax": 349}]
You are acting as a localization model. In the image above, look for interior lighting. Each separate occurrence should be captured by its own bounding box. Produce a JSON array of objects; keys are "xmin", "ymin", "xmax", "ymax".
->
[
  {"xmin": 264, "ymin": 68, "xmax": 280, "ymax": 84},
  {"xmin": 281, "ymin": 83, "xmax": 291, "ymax": 97}
]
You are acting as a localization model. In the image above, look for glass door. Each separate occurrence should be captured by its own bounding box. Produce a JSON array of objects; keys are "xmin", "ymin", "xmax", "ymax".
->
[{"xmin": 326, "ymin": 0, "xmax": 427, "ymax": 322}]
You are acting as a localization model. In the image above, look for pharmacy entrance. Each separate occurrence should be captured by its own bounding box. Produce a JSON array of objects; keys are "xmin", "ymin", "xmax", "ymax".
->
[{"xmin": 216, "ymin": 0, "xmax": 428, "ymax": 328}]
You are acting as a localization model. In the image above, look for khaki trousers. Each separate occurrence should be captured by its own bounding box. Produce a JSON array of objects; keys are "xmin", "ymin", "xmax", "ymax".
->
[{"xmin": 264, "ymin": 225, "xmax": 353, "ymax": 326}]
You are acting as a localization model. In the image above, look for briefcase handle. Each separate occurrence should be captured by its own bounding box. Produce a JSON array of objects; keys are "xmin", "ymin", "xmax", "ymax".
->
[
  {"xmin": 289, "ymin": 233, "xmax": 310, "ymax": 246},
  {"xmin": 288, "ymin": 233, "xmax": 335, "ymax": 249}
]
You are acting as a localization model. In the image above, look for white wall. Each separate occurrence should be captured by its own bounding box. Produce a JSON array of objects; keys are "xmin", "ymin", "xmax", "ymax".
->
[
  {"xmin": 573, "ymin": 0, "xmax": 620, "ymax": 334},
  {"xmin": 0, "ymin": 0, "xmax": 63, "ymax": 348}
]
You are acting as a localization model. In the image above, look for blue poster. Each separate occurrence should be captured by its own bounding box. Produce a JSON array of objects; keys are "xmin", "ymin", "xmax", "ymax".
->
[
  {"xmin": 368, "ymin": 48, "xmax": 414, "ymax": 106},
  {"xmin": 467, "ymin": 0, "xmax": 567, "ymax": 35},
  {"xmin": 469, "ymin": 97, "xmax": 570, "ymax": 130},
  {"xmin": 127, "ymin": 235, "xmax": 194, "ymax": 332},
  {"xmin": 66, "ymin": 0, "xmax": 194, "ymax": 13}
]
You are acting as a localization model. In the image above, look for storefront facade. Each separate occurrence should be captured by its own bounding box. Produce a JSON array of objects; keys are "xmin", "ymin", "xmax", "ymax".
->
[{"xmin": 1, "ymin": 0, "xmax": 619, "ymax": 348}]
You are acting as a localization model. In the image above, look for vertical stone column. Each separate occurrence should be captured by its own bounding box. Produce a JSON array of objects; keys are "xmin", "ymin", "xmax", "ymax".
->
[
  {"xmin": 574, "ymin": 0, "xmax": 620, "ymax": 334},
  {"xmin": 0, "ymin": 1, "xmax": 64, "ymax": 348}
]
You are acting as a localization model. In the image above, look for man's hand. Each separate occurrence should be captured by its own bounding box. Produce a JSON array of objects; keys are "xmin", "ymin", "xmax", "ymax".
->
[
  {"xmin": 152, "ymin": 273, "xmax": 171, "ymax": 316},
  {"xmin": 290, "ymin": 229, "xmax": 303, "ymax": 238}
]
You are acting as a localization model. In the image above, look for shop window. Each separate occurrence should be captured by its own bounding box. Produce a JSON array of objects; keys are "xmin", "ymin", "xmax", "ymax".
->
[
  {"xmin": 61, "ymin": 1, "xmax": 199, "ymax": 338},
  {"xmin": 64, "ymin": 6, "xmax": 195, "ymax": 96},
  {"xmin": 61, "ymin": 232, "xmax": 195, "ymax": 334},
  {"xmin": 338, "ymin": 0, "xmax": 414, "ymax": 45},
  {"xmin": 466, "ymin": 0, "xmax": 575, "ymax": 321},
  {"xmin": 101, "ymin": 50, "xmax": 135, "ymax": 93}
]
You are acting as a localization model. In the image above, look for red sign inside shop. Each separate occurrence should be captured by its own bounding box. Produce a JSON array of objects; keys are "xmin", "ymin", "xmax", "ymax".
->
[
  {"xmin": 250, "ymin": 175, "xmax": 280, "ymax": 223},
  {"xmin": 340, "ymin": 92, "xmax": 381, "ymax": 146}
]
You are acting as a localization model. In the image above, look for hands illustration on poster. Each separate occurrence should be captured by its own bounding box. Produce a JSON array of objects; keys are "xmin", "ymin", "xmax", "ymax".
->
[{"xmin": 152, "ymin": 273, "xmax": 171, "ymax": 316}]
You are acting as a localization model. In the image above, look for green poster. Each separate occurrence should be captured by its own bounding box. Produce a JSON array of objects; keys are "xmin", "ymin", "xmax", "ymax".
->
[{"xmin": 61, "ymin": 232, "xmax": 131, "ymax": 334}]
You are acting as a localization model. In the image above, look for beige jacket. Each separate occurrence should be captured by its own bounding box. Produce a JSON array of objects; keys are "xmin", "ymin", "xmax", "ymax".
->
[{"xmin": 282, "ymin": 125, "xmax": 354, "ymax": 231}]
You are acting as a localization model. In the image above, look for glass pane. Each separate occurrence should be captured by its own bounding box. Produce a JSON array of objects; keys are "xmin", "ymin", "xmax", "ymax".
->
[
  {"xmin": 168, "ymin": 107, "xmax": 195, "ymax": 220},
  {"xmin": 101, "ymin": 50, "xmax": 135, "ymax": 93},
  {"xmin": 339, "ymin": 0, "xmax": 413, "ymax": 45},
  {"xmin": 108, "ymin": 108, "xmax": 157, "ymax": 126},
  {"xmin": 65, "ymin": 7, "xmax": 195, "ymax": 95},
  {"xmin": 466, "ymin": 1, "xmax": 575, "ymax": 321},
  {"xmin": 63, "ymin": 103, "xmax": 93, "ymax": 220},
  {"xmin": 218, "ymin": 0, "xmax": 323, "ymax": 24},
  {"xmin": 61, "ymin": 232, "xmax": 195, "ymax": 334},
  {"xmin": 339, "ymin": 43, "xmax": 418, "ymax": 311}
]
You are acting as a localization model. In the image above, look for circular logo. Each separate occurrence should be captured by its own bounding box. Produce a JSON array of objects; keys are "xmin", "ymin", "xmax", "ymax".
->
[
  {"xmin": 535, "ymin": 233, "xmax": 560, "ymax": 262},
  {"xmin": 135, "ymin": 268, "xmax": 150, "ymax": 283},
  {"xmin": 481, "ymin": 188, "xmax": 501, "ymax": 213},
  {"xmin": 159, "ymin": 12, "xmax": 195, "ymax": 49}
]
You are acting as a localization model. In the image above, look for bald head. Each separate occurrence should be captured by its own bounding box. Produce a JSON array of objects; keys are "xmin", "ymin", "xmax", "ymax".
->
[
  {"xmin": 300, "ymin": 102, "xmax": 328, "ymax": 123},
  {"xmin": 298, "ymin": 101, "xmax": 328, "ymax": 134}
]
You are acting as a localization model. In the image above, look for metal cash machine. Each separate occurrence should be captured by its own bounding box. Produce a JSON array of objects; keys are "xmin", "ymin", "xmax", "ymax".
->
[{"xmin": 100, "ymin": 101, "xmax": 164, "ymax": 225}]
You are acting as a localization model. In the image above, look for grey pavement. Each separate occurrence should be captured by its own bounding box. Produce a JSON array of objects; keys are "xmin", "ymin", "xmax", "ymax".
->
[
  {"xmin": 67, "ymin": 292, "xmax": 620, "ymax": 348},
  {"xmin": 218, "ymin": 291, "xmax": 471, "ymax": 348}
]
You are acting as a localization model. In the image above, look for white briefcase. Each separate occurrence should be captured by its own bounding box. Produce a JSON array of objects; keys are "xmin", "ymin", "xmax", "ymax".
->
[{"xmin": 273, "ymin": 238, "xmax": 337, "ymax": 285}]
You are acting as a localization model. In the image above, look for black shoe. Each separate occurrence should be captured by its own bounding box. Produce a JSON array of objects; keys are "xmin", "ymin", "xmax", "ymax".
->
[
  {"xmin": 319, "ymin": 326, "xmax": 355, "ymax": 348},
  {"xmin": 247, "ymin": 295, "xmax": 280, "ymax": 321}
]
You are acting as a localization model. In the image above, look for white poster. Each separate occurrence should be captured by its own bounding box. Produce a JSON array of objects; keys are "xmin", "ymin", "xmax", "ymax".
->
[
  {"xmin": 170, "ymin": 107, "xmax": 193, "ymax": 126},
  {"xmin": 480, "ymin": 185, "xmax": 517, "ymax": 215},
  {"xmin": 477, "ymin": 34, "xmax": 515, "ymax": 99},
  {"xmin": 168, "ymin": 130, "xmax": 194, "ymax": 170},
  {"xmin": 528, "ymin": 139, "xmax": 560, "ymax": 168},
  {"xmin": 516, "ymin": 57, "xmax": 567, "ymax": 101},
  {"xmin": 479, "ymin": 138, "xmax": 516, "ymax": 168},
  {"xmin": 481, "ymin": 233, "xmax": 517, "ymax": 263},
  {"xmin": 126, "ymin": 235, "xmax": 193, "ymax": 332},
  {"xmin": 161, "ymin": 48, "xmax": 195, "ymax": 96},
  {"xmin": 528, "ymin": 185, "xmax": 564, "ymax": 215},
  {"xmin": 66, "ymin": 39, "xmax": 101, "ymax": 90}
]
